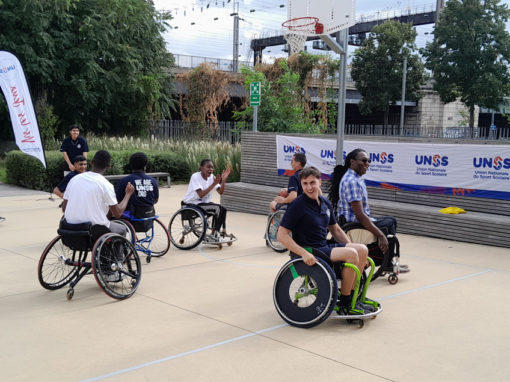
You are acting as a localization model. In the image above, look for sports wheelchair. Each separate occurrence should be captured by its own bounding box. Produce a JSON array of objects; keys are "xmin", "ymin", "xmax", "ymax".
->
[
  {"xmin": 114, "ymin": 208, "xmax": 171, "ymax": 263},
  {"xmin": 273, "ymin": 248, "xmax": 382, "ymax": 328},
  {"xmin": 340, "ymin": 220, "xmax": 401, "ymax": 284},
  {"xmin": 168, "ymin": 202, "xmax": 236, "ymax": 250},
  {"xmin": 265, "ymin": 209, "xmax": 287, "ymax": 253},
  {"xmin": 38, "ymin": 219, "xmax": 141, "ymax": 300}
]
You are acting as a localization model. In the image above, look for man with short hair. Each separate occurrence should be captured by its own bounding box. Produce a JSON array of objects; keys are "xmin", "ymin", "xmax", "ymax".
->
[
  {"xmin": 52, "ymin": 155, "xmax": 87, "ymax": 199},
  {"xmin": 270, "ymin": 152, "xmax": 307, "ymax": 212},
  {"xmin": 62, "ymin": 150, "xmax": 134, "ymax": 236},
  {"xmin": 115, "ymin": 152, "xmax": 159, "ymax": 222},
  {"xmin": 277, "ymin": 166, "xmax": 375, "ymax": 315},
  {"xmin": 60, "ymin": 124, "xmax": 89, "ymax": 175}
]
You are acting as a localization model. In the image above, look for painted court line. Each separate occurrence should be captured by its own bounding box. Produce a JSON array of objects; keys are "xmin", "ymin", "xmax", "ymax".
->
[
  {"xmin": 81, "ymin": 324, "xmax": 288, "ymax": 382},
  {"xmin": 81, "ymin": 269, "xmax": 489, "ymax": 381}
]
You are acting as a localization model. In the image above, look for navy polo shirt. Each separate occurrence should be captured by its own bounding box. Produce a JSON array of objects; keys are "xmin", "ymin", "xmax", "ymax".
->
[
  {"xmin": 287, "ymin": 169, "xmax": 303, "ymax": 196},
  {"xmin": 56, "ymin": 170, "xmax": 79, "ymax": 192},
  {"xmin": 115, "ymin": 172, "xmax": 159, "ymax": 209},
  {"xmin": 280, "ymin": 194, "xmax": 337, "ymax": 248},
  {"xmin": 60, "ymin": 137, "xmax": 89, "ymax": 170}
]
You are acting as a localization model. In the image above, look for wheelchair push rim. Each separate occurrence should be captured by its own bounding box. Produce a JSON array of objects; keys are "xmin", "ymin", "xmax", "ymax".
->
[
  {"xmin": 38, "ymin": 235, "xmax": 81, "ymax": 290},
  {"xmin": 273, "ymin": 257, "xmax": 338, "ymax": 328},
  {"xmin": 266, "ymin": 210, "xmax": 287, "ymax": 253},
  {"xmin": 168, "ymin": 206, "xmax": 207, "ymax": 250},
  {"xmin": 91, "ymin": 233, "xmax": 141, "ymax": 299}
]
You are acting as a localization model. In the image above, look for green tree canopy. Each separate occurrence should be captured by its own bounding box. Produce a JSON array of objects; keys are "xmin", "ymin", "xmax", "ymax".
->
[
  {"xmin": 422, "ymin": 0, "xmax": 510, "ymax": 127},
  {"xmin": 350, "ymin": 20, "xmax": 427, "ymax": 125},
  {"xmin": 0, "ymin": 0, "xmax": 175, "ymax": 136}
]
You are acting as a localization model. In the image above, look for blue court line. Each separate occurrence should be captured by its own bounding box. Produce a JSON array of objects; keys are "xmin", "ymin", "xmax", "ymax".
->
[
  {"xmin": 198, "ymin": 245, "xmax": 282, "ymax": 269},
  {"xmin": 378, "ymin": 269, "xmax": 492, "ymax": 301},
  {"xmin": 81, "ymin": 324, "xmax": 288, "ymax": 382},
  {"xmin": 81, "ymin": 269, "xmax": 491, "ymax": 381}
]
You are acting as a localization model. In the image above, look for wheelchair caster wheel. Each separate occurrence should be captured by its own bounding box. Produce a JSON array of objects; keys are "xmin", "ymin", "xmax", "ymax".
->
[
  {"xmin": 227, "ymin": 242, "xmax": 233, "ymax": 246},
  {"xmin": 358, "ymin": 320, "xmax": 364, "ymax": 328},
  {"xmin": 66, "ymin": 288, "xmax": 74, "ymax": 301},
  {"xmin": 218, "ymin": 244, "xmax": 223, "ymax": 250},
  {"xmin": 388, "ymin": 274, "xmax": 398, "ymax": 285},
  {"xmin": 146, "ymin": 256, "xmax": 151, "ymax": 264}
]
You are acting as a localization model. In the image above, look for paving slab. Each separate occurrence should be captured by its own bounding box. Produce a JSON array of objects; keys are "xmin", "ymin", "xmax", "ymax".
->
[{"xmin": 1, "ymin": 184, "xmax": 509, "ymax": 382}]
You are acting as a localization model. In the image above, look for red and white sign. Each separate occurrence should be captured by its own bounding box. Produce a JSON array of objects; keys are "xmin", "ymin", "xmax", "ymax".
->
[{"xmin": 0, "ymin": 51, "xmax": 46, "ymax": 168}]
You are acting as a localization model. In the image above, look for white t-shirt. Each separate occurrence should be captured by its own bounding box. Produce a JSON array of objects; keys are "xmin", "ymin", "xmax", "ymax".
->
[
  {"xmin": 183, "ymin": 172, "xmax": 219, "ymax": 204},
  {"xmin": 63, "ymin": 171, "xmax": 118, "ymax": 227}
]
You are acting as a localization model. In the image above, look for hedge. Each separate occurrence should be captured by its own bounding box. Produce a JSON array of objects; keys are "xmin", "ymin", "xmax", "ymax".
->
[{"xmin": 5, "ymin": 150, "xmax": 190, "ymax": 192}]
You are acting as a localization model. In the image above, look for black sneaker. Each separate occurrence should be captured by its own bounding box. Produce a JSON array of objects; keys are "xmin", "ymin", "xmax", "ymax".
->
[
  {"xmin": 356, "ymin": 301, "xmax": 376, "ymax": 313},
  {"xmin": 336, "ymin": 302, "xmax": 366, "ymax": 316}
]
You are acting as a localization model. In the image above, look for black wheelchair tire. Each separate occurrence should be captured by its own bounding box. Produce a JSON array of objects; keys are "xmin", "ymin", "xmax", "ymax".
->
[
  {"xmin": 168, "ymin": 206, "xmax": 207, "ymax": 250},
  {"xmin": 143, "ymin": 218, "xmax": 171, "ymax": 257},
  {"xmin": 91, "ymin": 233, "xmax": 141, "ymax": 300},
  {"xmin": 38, "ymin": 236, "xmax": 80, "ymax": 290},
  {"xmin": 273, "ymin": 257, "xmax": 338, "ymax": 328},
  {"xmin": 266, "ymin": 210, "xmax": 287, "ymax": 253}
]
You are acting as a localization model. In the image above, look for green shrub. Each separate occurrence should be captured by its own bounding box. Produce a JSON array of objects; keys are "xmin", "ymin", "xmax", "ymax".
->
[{"xmin": 5, "ymin": 150, "xmax": 191, "ymax": 191}]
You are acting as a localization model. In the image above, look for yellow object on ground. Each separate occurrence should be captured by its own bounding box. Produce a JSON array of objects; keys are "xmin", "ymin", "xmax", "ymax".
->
[{"xmin": 439, "ymin": 206, "xmax": 466, "ymax": 214}]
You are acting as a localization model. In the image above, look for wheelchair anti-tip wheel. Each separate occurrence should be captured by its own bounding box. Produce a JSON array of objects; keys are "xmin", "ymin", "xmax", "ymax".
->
[
  {"xmin": 38, "ymin": 236, "xmax": 80, "ymax": 290},
  {"xmin": 91, "ymin": 233, "xmax": 141, "ymax": 300},
  {"xmin": 273, "ymin": 257, "xmax": 338, "ymax": 328},
  {"xmin": 266, "ymin": 209, "xmax": 287, "ymax": 253},
  {"xmin": 168, "ymin": 206, "xmax": 207, "ymax": 250}
]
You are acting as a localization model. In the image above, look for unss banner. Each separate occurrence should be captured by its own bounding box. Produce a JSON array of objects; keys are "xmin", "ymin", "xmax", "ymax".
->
[{"xmin": 276, "ymin": 135, "xmax": 510, "ymax": 200}]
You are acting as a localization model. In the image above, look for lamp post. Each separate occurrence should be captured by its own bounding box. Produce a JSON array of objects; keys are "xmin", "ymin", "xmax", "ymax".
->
[{"xmin": 399, "ymin": 54, "xmax": 408, "ymax": 136}]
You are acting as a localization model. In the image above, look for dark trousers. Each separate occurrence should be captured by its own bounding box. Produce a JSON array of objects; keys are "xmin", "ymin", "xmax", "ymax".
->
[{"xmin": 198, "ymin": 202, "xmax": 227, "ymax": 231}]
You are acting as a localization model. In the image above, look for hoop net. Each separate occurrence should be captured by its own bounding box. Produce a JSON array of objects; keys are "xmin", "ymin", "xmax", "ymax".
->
[{"xmin": 282, "ymin": 17, "xmax": 320, "ymax": 55}]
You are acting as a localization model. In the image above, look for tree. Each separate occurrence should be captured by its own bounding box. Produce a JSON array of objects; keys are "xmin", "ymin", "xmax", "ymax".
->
[
  {"xmin": 422, "ymin": 0, "xmax": 510, "ymax": 128},
  {"xmin": 0, "ymin": 0, "xmax": 175, "ymax": 135},
  {"xmin": 350, "ymin": 21, "xmax": 427, "ymax": 126}
]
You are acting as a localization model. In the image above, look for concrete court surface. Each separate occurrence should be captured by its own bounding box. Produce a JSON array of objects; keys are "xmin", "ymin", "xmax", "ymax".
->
[{"xmin": 1, "ymin": 183, "xmax": 509, "ymax": 382}]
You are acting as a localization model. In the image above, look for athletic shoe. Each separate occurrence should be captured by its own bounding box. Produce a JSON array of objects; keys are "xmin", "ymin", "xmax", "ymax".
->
[
  {"xmin": 356, "ymin": 300, "xmax": 376, "ymax": 313},
  {"xmin": 336, "ymin": 303, "xmax": 366, "ymax": 316}
]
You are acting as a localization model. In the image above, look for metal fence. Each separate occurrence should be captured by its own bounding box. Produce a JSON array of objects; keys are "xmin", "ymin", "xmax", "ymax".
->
[
  {"xmin": 148, "ymin": 120, "xmax": 246, "ymax": 144},
  {"xmin": 344, "ymin": 124, "xmax": 510, "ymax": 140},
  {"xmin": 148, "ymin": 121, "xmax": 510, "ymax": 143}
]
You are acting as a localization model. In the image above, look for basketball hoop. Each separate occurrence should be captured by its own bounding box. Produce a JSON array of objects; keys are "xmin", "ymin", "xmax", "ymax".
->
[{"xmin": 282, "ymin": 16, "xmax": 323, "ymax": 55}]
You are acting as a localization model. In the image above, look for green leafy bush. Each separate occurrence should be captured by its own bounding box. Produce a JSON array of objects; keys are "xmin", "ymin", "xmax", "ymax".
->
[{"xmin": 6, "ymin": 150, "xmax": 191, "ymax": 191}]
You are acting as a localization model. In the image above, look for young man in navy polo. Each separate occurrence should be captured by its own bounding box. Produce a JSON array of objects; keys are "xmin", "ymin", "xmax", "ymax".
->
[
  {"xmin": 60, "ymin": 124, "xmax": 89, "ymax": 175},
  {"xmin": 277, "ymin": 166, "xmax": 372, "ymax": 315},
  {"xmin": 115, "ymin": 152, "xmax": 159, "ymax": 222},
  {"xmin": 269, "ymin": 153, "xmax": 307, "ymax": 212}
]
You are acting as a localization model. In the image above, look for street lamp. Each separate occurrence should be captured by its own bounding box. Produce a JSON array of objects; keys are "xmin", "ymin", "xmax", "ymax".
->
[{"xmin": 399, "ymin": 47, "xmax": 409, "ymax": 136}]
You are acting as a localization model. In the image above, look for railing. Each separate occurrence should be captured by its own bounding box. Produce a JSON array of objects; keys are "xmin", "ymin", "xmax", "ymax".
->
[
  {"xmin": 356, "ymin": 3, "xmax": 436, "ymax": 24},
  {"xmin": 148, "ymin": 121, "xmax": 510, "ymax": 142},
  {"xmin": 344, "ymin": 124, "xmax": 510, "ymax": 140},
  {"xmin": 173, "ymin": 54, "xmax": 252, "ymax": 72},
  {"xmin": 148, "ymin": 120, "xmax": 247, "ymax": 143}
]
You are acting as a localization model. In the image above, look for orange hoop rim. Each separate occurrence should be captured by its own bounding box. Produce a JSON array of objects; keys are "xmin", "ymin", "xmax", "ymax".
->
[{"xmin": 282, "ymin": 16, "xmax": 319, "ymax": 32}]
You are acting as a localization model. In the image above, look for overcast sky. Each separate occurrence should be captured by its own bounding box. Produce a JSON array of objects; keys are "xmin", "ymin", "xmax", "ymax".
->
[{"xmin": 152, "ymin": 0, "xmax": 510, "ymax": 65}]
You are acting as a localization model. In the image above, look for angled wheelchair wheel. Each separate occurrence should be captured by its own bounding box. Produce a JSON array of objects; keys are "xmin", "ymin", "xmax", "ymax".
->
[
  {"xmin": 273, "ymin": 257, "xmax": 338, "ymax": 328},
  {"xmin": 266, "ymin": 210, "xmax": 287, "ymax": 253},
  {"xmin": 38, "ymin": 236, "xmax": 81, "ymax": 290},
  {"xmin": 91, "ymin": 233, "xmax": 141, "ymax": 300},
  {"xmin": 168, "ymin": 206, "xmax": 207, "ymax": 250},
  {"xmin": 111, "ymin": 218, "xmax": 136, "ymax": 245},
  {"xmin": 139, "ymin": 218, "xmax": 170, "ymax": 257}
]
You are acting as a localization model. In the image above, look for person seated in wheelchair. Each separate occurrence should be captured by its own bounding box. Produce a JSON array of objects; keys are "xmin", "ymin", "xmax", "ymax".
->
[
  {"xmin": 328, "ymin": 148, "xmax": 409, "ymax": 273},
  {"xmin": 115, "ymin": 152, "xmax": 159, "ymax": 232},
  {"xmin": 52, "ymin": 155, "xmax": 88, "ymax": 200},
  {"xmin": 183, "ymin": 158, "xmax": 233, "ymax": 242},
  {"xmin": 269, "ymin": 153, "xmax": 307, "ymax": 212},
  {"xmin": 277, "ymin": 166, "xmax": 376, "ymax": 316},
  {"xmin": 62, "ymin": 150, "xmax": 135, "ymax": 238}
]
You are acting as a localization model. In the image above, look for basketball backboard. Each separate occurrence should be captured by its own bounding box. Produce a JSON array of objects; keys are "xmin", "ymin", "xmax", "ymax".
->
[{"xmin": 287, "ymin": 0, "xmax": 356, "ymax": 35}]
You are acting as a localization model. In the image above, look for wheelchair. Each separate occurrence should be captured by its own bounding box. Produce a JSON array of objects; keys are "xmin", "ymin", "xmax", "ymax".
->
[
  {"xmin": 273, "ymin": 248, "xmax": 382, "ymax": 328},
  {"xmin": 265, "ymin": 209, "xmax": 287, "ymax": 253},
  {"xmin": 168, "ymin": 202, "xmax": 236, "ymax": 250},
  {"xmin": 37, "ymin": 220, "xmax": 142, "ymax": 300},
  {"xmin": 341, "ymin": 221, "xmax": 401, "ymax": 285},
  {"xmin": 114, "ymin": 211, "xmax": 171, "ymax": 263}
]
